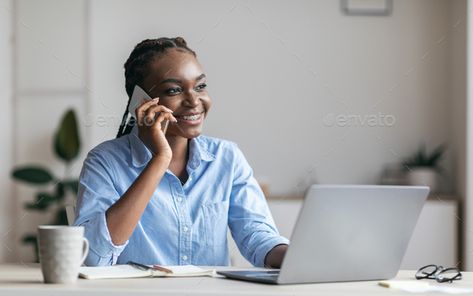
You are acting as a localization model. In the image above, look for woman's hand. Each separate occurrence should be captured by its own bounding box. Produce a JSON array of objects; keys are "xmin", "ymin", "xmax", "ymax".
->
[
  {"xmin": 136, "ymin": 98, "xmax": 177, "ymax": 160},
  {"xmin": 264, "ymin": 244, "xmax": 288, "ymax": 268}
]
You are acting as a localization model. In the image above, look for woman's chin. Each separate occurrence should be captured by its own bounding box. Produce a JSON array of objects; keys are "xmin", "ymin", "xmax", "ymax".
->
[
  {"xmin": 168, "ymin": 125, "xmax": 203, "ymax": 139},
  {"xmin": 183, "ymin": 127, "xmax": 203, "ymax": 139}
]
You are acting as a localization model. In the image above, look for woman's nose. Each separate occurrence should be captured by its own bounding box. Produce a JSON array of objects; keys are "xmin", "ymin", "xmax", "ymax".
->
[{"xmin": 183, "ymin": 91, "xmax": 200, "ymax": 107}]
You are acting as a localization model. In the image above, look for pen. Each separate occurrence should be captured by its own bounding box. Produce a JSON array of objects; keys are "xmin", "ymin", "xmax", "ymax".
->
[
  {"xmin": 152, "ymin": 264, "xmax": 173, "ymax": 274},
  {"xmin": 128, "ymin": 261, "xmax": 151, "ymax": 271},
  {"xmin": 128, "ymin": 261, "xmax": 173, "ymax": 274}
]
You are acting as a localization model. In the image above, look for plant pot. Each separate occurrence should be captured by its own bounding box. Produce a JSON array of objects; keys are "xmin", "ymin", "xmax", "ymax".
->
[{"xmin": 406, "ymin": 167, "xmax": 438, "ymax": 192}]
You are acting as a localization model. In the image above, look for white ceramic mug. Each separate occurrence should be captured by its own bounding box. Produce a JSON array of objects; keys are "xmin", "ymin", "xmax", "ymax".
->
[{"xmin": 38, "ymin": 225, "xmax": 89, "ymax": 284}]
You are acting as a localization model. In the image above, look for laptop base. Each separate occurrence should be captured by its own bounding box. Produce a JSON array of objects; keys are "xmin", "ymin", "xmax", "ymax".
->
[{"xmin": 217, "ymin": 270, "xmax": 280, "ymax": 285}]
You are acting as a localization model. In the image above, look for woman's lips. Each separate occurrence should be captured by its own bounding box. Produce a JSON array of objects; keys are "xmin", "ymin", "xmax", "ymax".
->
[{"xmin": 175, "ymin": 112, "xmax": 204, "ymax": 126}]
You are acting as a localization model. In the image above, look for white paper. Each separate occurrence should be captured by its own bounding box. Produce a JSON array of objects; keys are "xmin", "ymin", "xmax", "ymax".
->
[{"xmin": 379, "ymin": 280, "xmax": 473, "ymax": 294}]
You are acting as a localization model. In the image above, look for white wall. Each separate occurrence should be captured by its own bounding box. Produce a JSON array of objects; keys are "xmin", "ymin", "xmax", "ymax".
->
[
  {"xmin": 0, "ymin": 0, "xmax": 14, "ymax": 262},
  {"xmin": 88, "ymin": 0, "xmax": 455, "ymax": 196},
  {"xmin": 12, "ymin": 0, "xmax": 89, "ymax": 262},
  {"xmin": 449, "ymin": 1, "xmax": 467, "ymax": 202},
  {"xmin": 466, "ymin": 0, "xmax": 473, "ymax": 271},
  {"xmin": 447, "ymin": 0, "xmax": 467, "ymax": 270}
]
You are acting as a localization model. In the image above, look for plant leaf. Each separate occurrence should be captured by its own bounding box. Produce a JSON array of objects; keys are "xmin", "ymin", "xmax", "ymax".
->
[
  {"xmin": 25, "ymin": 192, "xmax": 58, "ymax": 210},
  {"xmin": 22, "ymin": 234, "xmax": 39, "ymax": 263},
  {"xmin": 53, "ymin": 208, "xmax": 69, "ymax": 225},
  {"xmin": 54, "ymin": 109, "xmax": 81, "ymax": 163},
  {"xmin": 403, "ymin": 144, "xmax": 446, "ymax": 169},
  {"xmin": 12, "ymin": 166, "xmax": 54, "ymax": 185},
  {"xmin": 63, "ymin": 180, "xmax": 79, "ymax": 195},
  {"xmin": 427, "ymin": 145, "xmax": 446, "ymax": 166},
  {"xmin": 22, "ymin": 234, "xmax": 37, "ymax": 244},
  {"xmin": 55, "ymin": 182, "xmax": 65, "ymax": 200}
]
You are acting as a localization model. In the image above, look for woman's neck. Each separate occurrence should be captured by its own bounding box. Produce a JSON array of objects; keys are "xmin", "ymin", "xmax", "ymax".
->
[
  {"xmin": 165, "ymin": 135, "xmax": 189, "ymax": 180},
  {"xmin": 166, "ymin": 135, "xmax": 188, "ymax": 161}
]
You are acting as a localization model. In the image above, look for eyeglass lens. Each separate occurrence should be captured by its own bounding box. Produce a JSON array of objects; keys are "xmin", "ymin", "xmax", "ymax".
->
[{"xmin": 416, "ymin": 265, "xmax": 461, "ymax": 283}]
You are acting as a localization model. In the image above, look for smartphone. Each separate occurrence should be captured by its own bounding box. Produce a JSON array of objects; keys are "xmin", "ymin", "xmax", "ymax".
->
[
  {"xmin": 129, "ymin": 85, "xmax": 169, "ymax": 133},
  {"xmin": 128, "ymin": 85, "xmax": 152, "ymax": 117}
]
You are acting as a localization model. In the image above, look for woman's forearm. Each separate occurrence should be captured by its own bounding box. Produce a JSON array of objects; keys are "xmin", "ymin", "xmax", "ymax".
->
[{"xmin": 106, "ymin": 155, "xmax": 170, "ymax": 245}]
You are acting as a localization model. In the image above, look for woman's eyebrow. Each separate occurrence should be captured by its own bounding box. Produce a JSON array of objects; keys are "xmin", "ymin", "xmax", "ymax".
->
[
  {"xmin": 195, "ymin": 73, "xmax": 206, "ymax": 81},
  {"xmin": 159, "ymin": 74, "xmax": 206, "ymax": 85}
]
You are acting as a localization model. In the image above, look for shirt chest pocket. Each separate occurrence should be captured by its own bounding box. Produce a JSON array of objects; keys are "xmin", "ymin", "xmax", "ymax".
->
[{"xmin": 201, "ymin": 201, "xmax": 229, "ymax": 248}]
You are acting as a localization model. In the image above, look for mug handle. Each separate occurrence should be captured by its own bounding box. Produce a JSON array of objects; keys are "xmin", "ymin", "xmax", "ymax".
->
[{"xmin": 80, "ymin": 237, "xmax": 89, "ymax": 266}]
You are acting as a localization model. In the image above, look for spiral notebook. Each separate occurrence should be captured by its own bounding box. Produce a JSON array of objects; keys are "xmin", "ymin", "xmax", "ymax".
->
[{"xmin": 79, "ymin": 264, "xmax": 216, "ymax": 280}]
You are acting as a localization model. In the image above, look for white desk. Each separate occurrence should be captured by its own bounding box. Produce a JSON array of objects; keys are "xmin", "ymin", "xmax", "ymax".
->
[{"xmin": 0, "ymin": 264, "xmax": 472, "ymax": 296}]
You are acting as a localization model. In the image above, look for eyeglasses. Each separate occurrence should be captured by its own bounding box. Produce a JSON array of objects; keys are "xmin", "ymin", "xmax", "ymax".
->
[{"xmin": 415, "ymin": 264, "xmax": 462, "ymax": 283}]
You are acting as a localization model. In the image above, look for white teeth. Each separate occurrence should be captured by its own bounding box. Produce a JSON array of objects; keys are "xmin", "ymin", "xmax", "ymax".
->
[{"xmin": 181, "ymin": 114, "xmax": 201, "ymax": 121}]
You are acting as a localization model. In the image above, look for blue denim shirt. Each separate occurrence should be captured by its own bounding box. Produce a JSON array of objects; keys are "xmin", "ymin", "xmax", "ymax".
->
[{"xmin": 74, "ymin": 127, "xmax": 288, "ymax": 267}]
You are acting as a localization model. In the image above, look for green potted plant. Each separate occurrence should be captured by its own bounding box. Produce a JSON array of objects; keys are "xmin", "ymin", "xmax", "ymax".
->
[
  {"xmin": 11, "ymin": 109, "xmax": 81, "ymax": 262},
  {"xmin": 403, "ymin": 144, "xmax": 445, "ymax": 192}
]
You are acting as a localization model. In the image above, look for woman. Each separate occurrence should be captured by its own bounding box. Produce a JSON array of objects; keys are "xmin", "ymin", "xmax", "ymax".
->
[{"xmin": 74, "ymin": 37, "xmax": 289, "ymax": 267}]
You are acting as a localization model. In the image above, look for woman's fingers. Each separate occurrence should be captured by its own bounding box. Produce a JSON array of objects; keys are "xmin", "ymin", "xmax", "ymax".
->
[
  {"xmin": 143, "ymin": 104, "xmax": 173, "ymax": 125},
  {"xmin": 136, "ymin": 98, "xmax": 159, "ymax": 123},
  {"xmin": 142, "ymin": 104, "xmax": 176, "ymax": 127},
  {"xmin": 149, "ymin": 111, "xmax": 177, "ymax": 134},
  {"xmin": 155, "ymin": 110, "xmax": 178, "ymax": 125},
  {"xmin": 151, "ymin": 110, "xmax": 177, "ymax": 130}
]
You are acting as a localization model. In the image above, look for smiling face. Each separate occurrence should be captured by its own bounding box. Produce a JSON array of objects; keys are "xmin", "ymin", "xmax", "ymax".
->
[{"xmin": 142, "ymin": 48, "xmax": 211, "ymax": 139}]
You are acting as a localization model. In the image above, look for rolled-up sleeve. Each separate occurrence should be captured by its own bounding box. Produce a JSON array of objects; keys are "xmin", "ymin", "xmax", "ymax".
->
[
  {"xmin": 73, "ymin": 150, "xmax": 128, "ymax": 266},
  {"xmin": 227, "ymin": 144, "xmax": 289, "ymax": 267}
]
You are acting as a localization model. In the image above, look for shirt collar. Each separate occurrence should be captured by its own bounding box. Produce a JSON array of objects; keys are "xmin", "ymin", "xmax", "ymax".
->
[{"xmin": 128, "ymin": 126, "xmax": 215, "ymax": 168}]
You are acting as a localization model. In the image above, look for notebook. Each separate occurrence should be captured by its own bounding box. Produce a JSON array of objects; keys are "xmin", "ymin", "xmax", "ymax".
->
[{"xmin": 79, "ymin": 265, "xmax": 216, "ymax": 280}]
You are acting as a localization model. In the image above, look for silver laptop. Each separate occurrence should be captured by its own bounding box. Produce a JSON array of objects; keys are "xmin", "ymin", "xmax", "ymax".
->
[{"xmin": 218, "ymin": 185, "xmax": 429, "ymax": 284}]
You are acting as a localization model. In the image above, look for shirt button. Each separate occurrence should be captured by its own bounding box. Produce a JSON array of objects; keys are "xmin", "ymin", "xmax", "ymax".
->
[
  {"xmin": 183, "ymin": 226, "xmax": 189, "ymax": 232},
  {"xmin": 177, "ymin": 197, "xmax": 183, "ymax": 202},
  {"xmin": 182, "ymin": 255, "xmax": 188, "ymax": 261}
]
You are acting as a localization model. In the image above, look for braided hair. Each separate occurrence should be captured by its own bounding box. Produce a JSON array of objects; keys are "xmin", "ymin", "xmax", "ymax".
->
[{"xmin": 117, "ymin": 37, "xmax": 196, "ymax": 138}]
